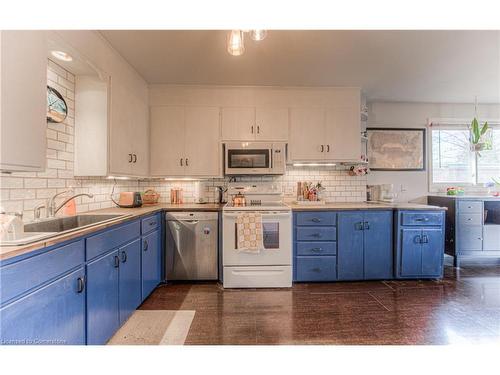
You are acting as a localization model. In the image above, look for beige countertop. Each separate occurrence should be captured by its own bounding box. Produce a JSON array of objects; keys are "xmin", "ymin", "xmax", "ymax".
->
[
  {"xmin": 287, "ymin": 201, "xmax": 446, "ymax": 211},
  {"xmin": 1, "ymin": 201, "xmax": 444, "ymax": 262},
  {"xmin": 0, "ymin": 203, "xmax": 223, "ymax": 261}
]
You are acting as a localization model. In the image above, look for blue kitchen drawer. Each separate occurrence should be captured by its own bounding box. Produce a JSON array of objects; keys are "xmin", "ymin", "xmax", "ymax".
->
[
  {"xmin": 457, "ymin": 200, "xmax": 483, "ymax": 214},
  {"xmin": 0, "ymin": 240, "xmax": 84, "ymax": 305},
  {"xmin": 295, "ymin": 211, "xmax": 336, "ymax": 226},
  {"xmin": 296, "ymin": 256, "xmax": 337, "ymax": 281},
  {"xmin": 401, "ymin": 212, "xmax": 443, "ymax": 226},
  {"xmin": 296, "ymin": 227, "xmax": 337, "ymax": 241},
  {"xmin": 296, "ymin": 241, "xmax": 336, "ymax": 256},
  {"xmin": 141, "ymin": 214, "xmax": 159, "ymax": 234},
  {"xmin": 86, "ymin": 220, "xmax": 141, "ymax": 261}
]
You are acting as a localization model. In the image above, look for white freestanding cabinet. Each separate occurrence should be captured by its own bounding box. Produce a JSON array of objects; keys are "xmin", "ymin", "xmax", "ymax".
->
[
  {"xmin": 221, "ymin": 107, "xmax": 288, "ymax": 141},
  {"xmin": 0, "ymin": 31, "xmax": 47, "ymax": 172},
  {"xmin": 150, "ymin": 106, "xmax": 221, "ymax": 177}
]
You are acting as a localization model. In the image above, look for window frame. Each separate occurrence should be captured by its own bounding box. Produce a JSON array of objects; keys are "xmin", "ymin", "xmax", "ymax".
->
[{"xmin": 428, "ymin": 118, "xmax": 500, "ymax": 192}]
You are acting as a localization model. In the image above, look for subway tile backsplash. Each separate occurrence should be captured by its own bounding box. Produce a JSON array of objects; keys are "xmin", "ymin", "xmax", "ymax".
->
[{"xmin": 0, "ymin": 61, "xmax": 366, "ymax": 222}]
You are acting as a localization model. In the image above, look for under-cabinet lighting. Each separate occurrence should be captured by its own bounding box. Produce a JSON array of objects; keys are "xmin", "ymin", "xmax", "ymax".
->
[
  {"xmin": 107, "ymin": 176, "xmax": 130, "ymax": 180},
  {"xmin": 293, "ymin": 163, "xmax": 337, "ymax": 167},
  {"xmin": 164, "ymin": 178, "xmax": 201, "ymax": 181},
  {"xmin": 50, "ymin": 50, "xmax": 73, "ymax": 62}
]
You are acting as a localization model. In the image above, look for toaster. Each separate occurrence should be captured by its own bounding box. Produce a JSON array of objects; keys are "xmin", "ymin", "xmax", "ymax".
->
[{"xmin": 118, "ymin": 192, "xmax": 143, "ymax": 208}]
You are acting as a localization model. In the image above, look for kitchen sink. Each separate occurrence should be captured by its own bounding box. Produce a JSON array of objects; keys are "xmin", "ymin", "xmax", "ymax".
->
[
  {"xmin": 1, "ymin": 214, "xmax": 130, "ymax": 246},
  {"xmin": 24, "ymin": 214, "xmax": 127, "ymax": 233}
]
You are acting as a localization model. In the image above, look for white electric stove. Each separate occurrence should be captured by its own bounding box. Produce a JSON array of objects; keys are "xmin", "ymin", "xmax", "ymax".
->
[{"xmin": 222, "ymin": 183, "xmax": 292, "ymax": 288}]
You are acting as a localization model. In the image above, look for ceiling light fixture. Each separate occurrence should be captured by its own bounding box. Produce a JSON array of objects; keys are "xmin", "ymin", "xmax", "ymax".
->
[
  {"xmin": 227, "ymin": 30, "xmax": 267, "ymax": 56},
  {"xmin": 50, "ymin": 50, "xmax": 73, "ymax": 62},
  {"xmin": 250, "ymin": 29, "xmax": 267, "ymax": 41},
  {"xmin": 227, "ymin": 30, "xmax": 245, "ymax": 56}
]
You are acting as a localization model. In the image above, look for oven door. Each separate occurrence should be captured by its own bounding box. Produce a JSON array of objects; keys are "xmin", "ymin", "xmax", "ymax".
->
[
  {"xmin": 222, "ymin": 211, "xmax": 292, "ymax": 266},
  {"xmin": 225, "ymin": 144, "xmax": 273, "ymax": 175}
]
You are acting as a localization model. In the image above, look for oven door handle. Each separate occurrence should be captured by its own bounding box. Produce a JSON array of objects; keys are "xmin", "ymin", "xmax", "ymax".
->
[{"xmin": 223, "ymin": 212, "xmax": 291, "ymax": 218}]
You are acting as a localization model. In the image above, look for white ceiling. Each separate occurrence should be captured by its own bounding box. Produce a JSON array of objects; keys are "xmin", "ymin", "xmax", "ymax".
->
[{"xmin": 100, "ymin": 30, "xmax": 500, "ymax": 103}]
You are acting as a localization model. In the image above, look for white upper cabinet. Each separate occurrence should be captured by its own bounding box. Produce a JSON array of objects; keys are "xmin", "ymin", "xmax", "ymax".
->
[
  {"xmin": 150, "ymin": 106, "xmax": 221, "ymax": 177},
  {"xmin": 184, "ymin": 106, "xmax": 221, "ymax": 176},
  {"xmin": 150, "ymin": 106, "xmax": 185, "ymax": 176},
  {"xmin": 325, "ymin": 106, "xmax": 361, "ymax": 161},
  {"xmin": 255, "ymin": 107, "xmax": 289, "ymax": 141},
  {"xmin": 289, "ymin": 108, "xmax": 325, "ymax": 161},
  {"xmin": 221, "ymin": 107, "xmax": 255, "ymax": 141},
  {"xmin": 289, "ymin": 93, "xmax": 361, "ymax": 163},
  {"xmin": 221, "ymin": 106, "xmax": 289, "ymax": 141},
  {"xmin": 0, "ymin": 31, "xmax": 47, "ymax": 172}
]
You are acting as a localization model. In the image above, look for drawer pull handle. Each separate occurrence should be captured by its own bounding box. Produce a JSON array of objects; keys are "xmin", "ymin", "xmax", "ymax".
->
[
  {"xmin": 311, "ymin": 233, "xmax": 322, "ymax": 238},
  {"xmin": 311, "ymin": 218, "xmax": 321, "ymax": 223},
  {"xmin": 311, "ymin": 247, "xmax": 323, "ymax": 252},
  {"xmin": 76, "ymin": 277, "xmax": 85, "ymax": 293},
  {"xmin": 149, "ymin": 221, "xmax": 156, "ymax": 226},
  {"xmin": 311, "ymin": 267, "xmax": 321, "ymax": 273},
  {"xmin": 415, "ymin": 217, "xmax": 429, "ymax": 222}
]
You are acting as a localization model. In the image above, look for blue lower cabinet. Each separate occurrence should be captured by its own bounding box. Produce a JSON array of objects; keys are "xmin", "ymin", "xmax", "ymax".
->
[
  {"xmin": 337, "ymin": 212, "xmax": 365, "ymax": 280},
  {"xmin": 118, "ymin": 239, "xmax": 142, "ymax": 325},
  {"xmin": 142, "ymin": 229, "xmax": 161, "ymax": 300},
  {"xmin": 296, "ymin": 256, "xmax": 337, "ymax": 282},
  {"xmin": 400, "ymin": 228, "xmax": 423, "ymax": 277},
  {"xmin": 396, "ymin": 210, "xmax": 445, "ymax": 279},
  {"xmin": 86, "ymin": 250, "xmax": 119, "ymax": 345},
  {"xmin": 363, "ymin": 211, "xmax": 393, "ymax": 279},
  {"xmin": 0, "ymin": 267, "xmax": 86, "ymax": 345}
]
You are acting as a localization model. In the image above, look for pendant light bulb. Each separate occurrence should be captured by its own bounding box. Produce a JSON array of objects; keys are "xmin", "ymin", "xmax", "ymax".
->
[
  {"xmin": 227, "ymin": 30, "xmax": 245, "ymax": 56},
  {"xmin": 250, "ymin": 29, "xmax": 267, "ymax": 41}
]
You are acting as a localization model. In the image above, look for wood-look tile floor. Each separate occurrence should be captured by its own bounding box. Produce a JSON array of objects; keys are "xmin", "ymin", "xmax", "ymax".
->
[{"xmin": 139, "ymin": 263, "xmax": 500, "ymax": 345}]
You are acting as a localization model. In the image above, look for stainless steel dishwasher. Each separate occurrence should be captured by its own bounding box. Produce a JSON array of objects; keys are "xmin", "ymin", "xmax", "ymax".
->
[{"xmin": 165, "ymin": 212, "xmax": 219, "ymax": 280}]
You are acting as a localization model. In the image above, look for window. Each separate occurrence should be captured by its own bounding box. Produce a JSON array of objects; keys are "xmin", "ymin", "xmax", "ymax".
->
[{"xmin": 431, "ymin": 126, "xmax": 500, "ymax": 186}]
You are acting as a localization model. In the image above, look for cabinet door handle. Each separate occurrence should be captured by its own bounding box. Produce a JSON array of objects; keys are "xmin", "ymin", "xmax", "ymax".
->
[
  {"xmin": 311, "ymin": 218, "xmax": 321, "ymax": 223},
  {"xmin": 251, "ymin": 126, "xmax": 254, "ymax": 134},
  {"xmin": 364, "ymin": 221, "xmax": 370, "ymax": 230},
  {"xmin": 414, "ymin": 235, "xmax": 422, "ymax": 244},
  {"xmin": 180, "ymin": 158, "xmax": 183, "ymax": 166},
  {"xmin": 326, "ymin": 145, "xmax": 330, "ymax": 152},
  {"xmin": 76, "ymin": 277, "xmax": 85, "ymax": 293},
  {"xmin": 121, "ymin": 250, "xmax": 127, "ymax": 263},
  {"xmin": 144, "ymin": 240, "xmax": 149, "ymax": 251},
  {"xmin": 114, "ymin": 255, "xmax": 120, "ymax": 268},
  {"xmin": 185, "ymin": 158, "xmax": 189, "ymax": 166},
  {"xmin": 257, "ymin": 125, "xmax": 260, "ymax": 134},
  {"xmin": 128, "ymin": 154, "xmax": 133, "ymax": 163},
  {"xmin": 133, "ymin": 154, "xmax": 137, "ymax": 163},
  {"xmin": 422, "ymin": 234, "xmax": 429, "ymax": 244},
  {"xmin": 320, "ymin": 145, "xmax": 324, "ymax": 152},
  {"xmin": 356, "ymin": 222, "xmax": 364, "ymax": 230}
]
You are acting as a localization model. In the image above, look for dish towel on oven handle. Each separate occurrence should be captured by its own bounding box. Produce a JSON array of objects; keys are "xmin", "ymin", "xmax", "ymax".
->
[{"xmin": 236, "ymin": 212, "xmax": 264, "ymax": 253}]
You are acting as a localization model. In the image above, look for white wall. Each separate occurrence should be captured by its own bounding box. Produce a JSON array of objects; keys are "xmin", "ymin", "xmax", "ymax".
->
[{"xmin": 367, "ymin": 101, "xmax": 500, "ymax": 203}]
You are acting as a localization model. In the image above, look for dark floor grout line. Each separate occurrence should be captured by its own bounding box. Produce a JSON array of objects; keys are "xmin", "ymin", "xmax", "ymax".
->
[{"xmin": 367, "ymin": 291, "xmax": 391, "ymax": 312}]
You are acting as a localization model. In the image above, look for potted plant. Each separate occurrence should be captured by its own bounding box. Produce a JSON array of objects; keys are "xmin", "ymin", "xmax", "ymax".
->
[{"xmin": 469, "ymin": 117, "xmax": 492, "ymax": 152}]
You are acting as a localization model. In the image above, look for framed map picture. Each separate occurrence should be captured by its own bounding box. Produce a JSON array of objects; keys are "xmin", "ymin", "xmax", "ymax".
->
[{"xmin": 367, "ymin": 128, "xmax": 426, "ymax": 171}]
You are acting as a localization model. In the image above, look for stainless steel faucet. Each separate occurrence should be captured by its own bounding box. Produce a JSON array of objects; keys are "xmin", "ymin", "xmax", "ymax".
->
[
  {"xmin": 52, "ymin": 193, "xmax": 94, "ymax": 216},
  {"xmin": 38, "ymin": 190, "xmax": 94, "ymax": 219}
]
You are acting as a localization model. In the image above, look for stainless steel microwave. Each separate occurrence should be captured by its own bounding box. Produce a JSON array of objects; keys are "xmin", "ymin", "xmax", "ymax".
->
[{"xmin": 224, "ymin": 142, "xmax": 286, "ymax": 175}]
